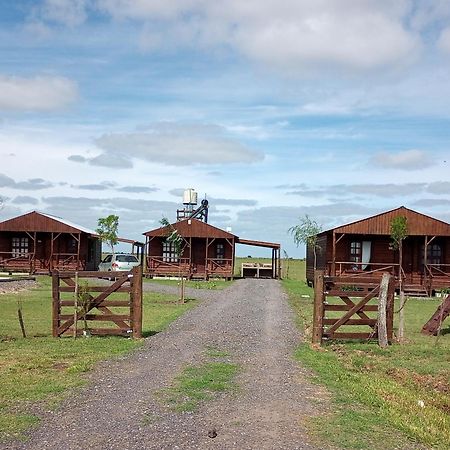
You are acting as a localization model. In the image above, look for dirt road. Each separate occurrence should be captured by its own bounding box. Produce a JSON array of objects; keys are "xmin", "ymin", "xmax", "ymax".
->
[{"xmin": 7, "ymin": 279, "xmax": 326, "ymax": 450}]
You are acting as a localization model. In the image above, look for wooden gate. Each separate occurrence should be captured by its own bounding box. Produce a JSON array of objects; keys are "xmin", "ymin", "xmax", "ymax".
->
[
  {"xmin": 52, "ymin": 266, "xmax": 143, "ymax": 338},
  {"xmin": 312, "ymin": 271, "xmax": 395, "ymax": 344}
]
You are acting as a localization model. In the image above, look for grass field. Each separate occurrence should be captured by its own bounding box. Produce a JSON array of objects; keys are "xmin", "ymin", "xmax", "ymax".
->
[
  {"xmin": 0, "ymin": 276, "xmax": 198, "ymax": 440},
  {"xmin": 282, "ymin": 260, "xmax": 450, "ymax": 449}
]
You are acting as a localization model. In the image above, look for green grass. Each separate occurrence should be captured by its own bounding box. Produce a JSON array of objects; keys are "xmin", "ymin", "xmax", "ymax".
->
[
  {"xmin": 0, "ymin": 276, "xmax": 198, "ymax": 440},
  {"xmin": 144, "ymin": 277, "xmax": 231, "ymax": 290},
  {"xmin": 160, "ymin": 347, "xmax": 238, "ymax": 412},
  {"xmin": 283, "ymin": 271, "xmax": 450, "ymax": 449}
]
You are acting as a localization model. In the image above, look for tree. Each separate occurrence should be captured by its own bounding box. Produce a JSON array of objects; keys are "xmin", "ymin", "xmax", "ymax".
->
[
  {"xmin": 390, "ymin": 216, "xmax": 408, "ymax": 342},
  {"xmin": 96, "ymin": 215, "xmax": 119, "ymax": 255},
  {"xmin": 160, "ymin": 217, "xmax": 183, "ymax": 258},
  {"xmin": 289, "ymin": 215, "xmax": 322, "ymax": 269},
  {"xmin": 160, "ymin": 217, "xmax": 185, "ymax": 302}
]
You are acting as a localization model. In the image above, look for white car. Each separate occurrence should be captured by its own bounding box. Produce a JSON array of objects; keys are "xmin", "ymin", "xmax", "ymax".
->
[{"xmin": 98, "ymin": 254, "xmax": 140, "ymax": 272}]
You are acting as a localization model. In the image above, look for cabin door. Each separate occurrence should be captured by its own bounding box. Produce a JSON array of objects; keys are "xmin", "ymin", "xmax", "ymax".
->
[
  {"xmin": 192, "ymin": 239, "xmax": 206, "ymax": 277},
  {"xmin": 35, "ymin": 233, "xmax": 48, "ymax": 270}
]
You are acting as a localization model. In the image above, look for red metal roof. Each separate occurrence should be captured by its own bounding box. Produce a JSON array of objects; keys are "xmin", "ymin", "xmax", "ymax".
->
[
  {"xmin": 0, "ymin": 211, "xmax": 96, "ymax": 234},
  {"xmin": 321, "ymin": 206, "xmax": 450, "ymax": 236},
  {"xmin": 237, "ymin": 238, "xmax": 280, "ymax": 249},
  {"xmin": 144, "ymin": 218, "xmax": 238, "ymax": 239}
]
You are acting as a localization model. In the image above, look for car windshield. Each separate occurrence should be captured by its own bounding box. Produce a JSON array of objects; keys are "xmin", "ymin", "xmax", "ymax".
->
[{"xmin": 116, "ymin": 255, "xmax": 139, "ymax": 262}]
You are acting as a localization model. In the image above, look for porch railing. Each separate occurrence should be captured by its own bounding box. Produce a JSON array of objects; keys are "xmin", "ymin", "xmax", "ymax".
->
[
  {"xmin": 330, "ymin": 261, "xmax": 400, "ymax": 278},
  {"xmin": 0, "ymin": 252, "xmax": 34, "ymax": 271},
  {"xmin": 424, "ymin": 264, "xmax": 450, "ymax": 291},
  {"xmin": 147, "ymin": 257, "xmax": 192, "ymax": 274},
  {"xmin": 206, "ymin": 258, "xmax": 233, "ymax": 274}
]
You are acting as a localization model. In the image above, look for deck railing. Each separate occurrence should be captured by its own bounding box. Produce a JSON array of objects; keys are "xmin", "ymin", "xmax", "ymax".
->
[
  {"xmin": 147, "ymin": 257, "xmax": 191, "ymax": 273},
  {"xmin": 424, "ymin": 264, "xmax": 450, "ymax": 290},
  {"xmin": 330, "ymin": 261, "xmax": 400, "ymax": 278},
  {"xmin": 206, "ymin": 258, "xmax": 233, "ymax": 274},
  {"xmin": 0, "ymin": 252, "xmax": 34, "ymax": 271}
]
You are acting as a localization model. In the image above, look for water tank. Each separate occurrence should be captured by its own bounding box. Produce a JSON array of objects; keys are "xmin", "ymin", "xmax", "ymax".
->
[{"xmin": 183, "ymin": 188, "xmax": 198, "ymax": 205}]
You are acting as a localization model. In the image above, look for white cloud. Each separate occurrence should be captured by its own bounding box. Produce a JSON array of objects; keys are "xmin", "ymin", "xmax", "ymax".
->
[
  {"xmin": 0, "ymin": 75, "xmax": 78, "ymax": 111},
  {"xmin": 92, "ymin": 122, "xmax": 264, "ymax": 167},
  {"xmin": 370, "ymin": 149, "xmax": 434, "ymax": 170},
  {"xmin": 96, "ymin": 0, "xmax": 420, "ymax": 74}
]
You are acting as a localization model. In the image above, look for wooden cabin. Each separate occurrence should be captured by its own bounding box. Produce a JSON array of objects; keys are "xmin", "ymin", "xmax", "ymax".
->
[
  {"xmin": 0, "ymin": 211, "xmax": 102, "ymax": 274},
  {"xmin": 144, "ymin": 218, "xmax": 281, "ymax": 280},
  {"xmin": 144, "ymin": 219, "xmax": 236, "ymax": 279},
  {"xmin": 306, "ymin": 206, "xmax": 450, "ymax": 296}
]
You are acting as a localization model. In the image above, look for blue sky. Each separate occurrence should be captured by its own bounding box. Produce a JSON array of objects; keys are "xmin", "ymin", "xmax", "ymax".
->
[{"xmin": 0, "ymin": 0, "xmax": 449, "ymax": 256}]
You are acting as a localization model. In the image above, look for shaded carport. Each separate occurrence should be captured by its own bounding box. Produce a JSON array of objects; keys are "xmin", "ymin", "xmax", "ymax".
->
[{"xmin": 236, "ymin": 238, "xmax": 281, "ymax": 279}]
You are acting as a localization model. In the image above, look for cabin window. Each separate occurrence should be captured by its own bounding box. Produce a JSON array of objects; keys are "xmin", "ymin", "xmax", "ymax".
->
[
  {"xmin": 427, "ymin": 244, "xmax": 442, "ymax": 266},
  {"xmin": 349, "ymin": 241, "xmax": 362, "ymax": 269},
  {"xmin": 216, "ymin": 243, "xmax": 225, "ymax": 260},
  {"xmin": 68, "ymin": 237, "xmax": 77, "ymax": 254},
  {"xmin": 12, "ymin": 237, "xmax": 29, "ymax": 257},
  {"xmin": 162, "ymin": 241, "xmax": 179, "ymax": 262}
]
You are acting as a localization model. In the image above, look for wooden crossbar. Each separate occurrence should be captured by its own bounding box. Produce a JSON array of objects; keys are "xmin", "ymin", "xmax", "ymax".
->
[
  {"xmin": 52, "ymin": 267, "xmax": 143, "ymax": 338},
  {"xmin": 326, "ymin": 287, "xmax": 379, "ymax": 335},
  {"xmin": 57, "ymin": 276, "xmax": 130, "ymax": 335}
]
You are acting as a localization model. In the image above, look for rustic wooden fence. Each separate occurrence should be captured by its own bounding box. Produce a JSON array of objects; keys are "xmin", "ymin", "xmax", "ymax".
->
[
  {"xmin": 313, "ymin": 271, "xmax": 395, "ymax": 344},
  {"xmin": 52, "ymin": 266, "xmax": 143, "ymax": 338}
]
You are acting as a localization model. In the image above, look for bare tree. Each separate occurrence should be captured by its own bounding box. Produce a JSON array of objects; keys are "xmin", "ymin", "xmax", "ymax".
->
[
  {"xmin": 390, "ymin": 216, "xmax": 408, "ymax": 342},
  {"xmin": 160, "ymin": 217, "xmax": 185, "ymax": 302}
]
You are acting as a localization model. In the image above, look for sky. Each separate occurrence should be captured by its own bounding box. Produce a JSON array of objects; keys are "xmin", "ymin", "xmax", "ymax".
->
[{"xmin": 0, "ymin": 0, "xmax": 449, "ymax": 257}]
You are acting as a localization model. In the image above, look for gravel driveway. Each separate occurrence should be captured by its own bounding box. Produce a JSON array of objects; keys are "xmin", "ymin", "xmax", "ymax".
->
[{"xmin": 6, "ymin": 279, "xmax": 327, "ymax": 450}]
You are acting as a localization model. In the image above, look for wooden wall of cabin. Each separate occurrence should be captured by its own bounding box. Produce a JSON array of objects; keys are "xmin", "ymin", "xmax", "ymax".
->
[{"xmin": 206, "ymin": 238, "xmax": 233, "ymax": 260}]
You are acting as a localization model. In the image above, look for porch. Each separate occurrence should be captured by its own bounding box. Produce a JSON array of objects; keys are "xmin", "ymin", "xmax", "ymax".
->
[{"xmin": 326, "ymin": 261, "xmax": 450, "ymax": 296}]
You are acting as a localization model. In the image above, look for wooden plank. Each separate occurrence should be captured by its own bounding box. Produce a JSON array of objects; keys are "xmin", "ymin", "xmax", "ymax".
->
[
  {"xmin": 421, "ymin": 295, "xmax": 450, "ymax": 336},
  {"xmin": 324, "ymin": 304, "xmax": 378, "ymax": 312},
  {"xmin": 324, "ymin": 332, "xmax": 374, "ymax": 339},
  {"xmin": 377, "ymin": 273, "xmax": 391, "ymax": 348},
  {"xmin": 52, "ymin": 272, "xmax": 60, "ymax": 337},
  {"xmin": 60, "ymin": 300, "xmax": 130, "ymax": 307},
  {"xmin": 339, "ymin": 296, "xmax": 371, "ymax": 320},
  {"xmin": 323, "ymin": 319, "xmax": 376, "ymax": 326},
  {"xmin": 131, "ymin": 265, "xmax": 143, "ymax": 338},
  {"xmin": 59, "ymin": 286, "xmax": 130, "ymax": 293},
  {"xmin": 59, "ymin": 314, "xmax": 131, "ymax": 321},
  {"xmin": 67, "ymin": 328, "xmax": 130, "ymax": 336},
  {"xmin": 327, "ymin": 287, "xmax": 380, "ymax": 334},
  {"xmin": 312, "ymin": 270, "xmax": 325, "ymax": 344},
  {"xmin": 57, "ymin": 276, "xmax": 130, "ymax": 335},
  {"xmin": 327, "ymin": 290, "xmax": 377, "ymax": 297},
  {"xmin": 59, "ymin": 271, "xmax": 130, "ymax": 278}
]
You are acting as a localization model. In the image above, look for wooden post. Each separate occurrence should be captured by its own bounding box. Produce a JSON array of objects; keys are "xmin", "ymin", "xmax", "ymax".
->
[
  {"xmin": 52, "ymin": 271, "xmax": 60, "ymax": 337},
  {"xmin": 331, "ymin": 232, "xmax": 336, "ymax": 276},
  {"xmin": 312, "ymin": 270, "xmax": 325, "ymax": 345},
  {"xmin": 73, "ymin": 271, "xmax": 78, "ymax": 338},
  {"xmin": 377, "ymin": 273, "xmax": 391, "ymax": 348},
  {"xmin": 386, "ymin": 276, "xmax": 395, "ymax": 342},
  {"xmin": 131, "ymin": 265, "xmax": 143, "ymax": 338}
]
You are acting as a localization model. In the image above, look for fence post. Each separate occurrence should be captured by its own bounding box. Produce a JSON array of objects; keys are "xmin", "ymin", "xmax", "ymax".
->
[
  {"xmin": 131, "ymin": 265, "xmax": 143, "ymax": 338},
  {"xmin": 312, "ymin": 270, "xmax": 325, "ymax": 345},
  {"xmin": 386, "ymin": 275, "xmax": 395, "ymax": 343},
  {"xmin": 52, "ymin": 271, "xmax": 60, "ymax": 337},
  {"xmin": 377, "ymin": 273, "xmax": 391, "ymax": 348}
]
